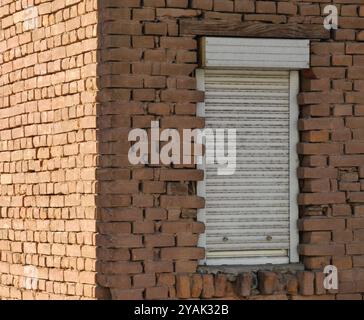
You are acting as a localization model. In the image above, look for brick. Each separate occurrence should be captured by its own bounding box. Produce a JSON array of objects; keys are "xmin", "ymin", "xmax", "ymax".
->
[
  {"xmin": 332, "ymin": 256, "xmax": 353, "ymax": 270},
  {"xmin": 133, "ymin": 274, "xmax": 156, "ymax": 288},
  {"xmin": 145, "ymin": 22, "xmax": 168, "ymax": 35},
  {"xmin": 332, "ymin": 204, "xmax": 352, "ymax": 216},
  {"xmin": 175, "ymin": 261, "xmax": 198, "ymax": 273},
  {"xmin": 298, "ymin": 143, "xmax": 343, "ymax": 155},
  {"xmin": 339, "ymin": 181, "xmax": 360, "ymax": 191},
  {"xmin": 160, "ymin": 169, "xmax": 204, "ymax": 181},
  {"xmin": 160, "ymin": 37, "xmax": 197, "ymax": 49},
  {"xmin": 353, "ymin": 256, "xmax": 364, "ymax": 267},
  {"xmin": 145, "ymin": 208, "xmax": 168, "ymax": 220},
  {"xmin": 142, "ymin": 181, "xmax": 166, "ymax": 193},
  {"xmin": 236, "ymin": 273, "xmax": 252, "ymax": 297},
  {"xmin": 176, "ymin": 233, "xmax": 199, "ymax": 246},
  {"xmin": 191, "ymin": 274, "xmax": 203, "ymax": 298},
  {"xmin": 347, "ymin": 218, "xmax": 364, "ymax": 229},
  {"xmin": 348, "ymin": 67, "xmax": 364, "ymax": 79},
  {"xmin": 131, "ymin": 248, "xmax": 154, "ymax": 261},
  {"xmin": 97, "ymin": 222, "xmax": 131, "ymax": 234},
  {"xmin": 349, "ymin": 192, "xmax": 364, "ymax": 203},
  {"xmin": 158, "ymin": 274, "xmax": 175, "ymax": 287},
  {"xmin": 302, "ymin": 131, "xmax": 329, "ymax": 143},
  {"xmin": 304, "ymin": 257, "xmax": 331, "ymax": 270},
  {"xmin": 214, "ymin": 0, "xmax": 234, "ymax": 12},
  {"xmin": 285, "ymin": 275, "xmax": 298, "ymax": 295},
  {"xmin": 335, "ymin": 29, "xmax": 356, "ymax": 41},
  {"xmin": 258, "ymin": 272, "xmax": 278, "ymax": 295},
  {"xmin": 300, "ymin": 4, "xmax": 320, "ymax": 16},
  {"xmin": 100, "ymin": 261, "xmax": 143, "ymax": 274},
  {"xmin": 298, "ymin": 168, "xmax": 337, "ymax": 179},
  {"xmin": 144, "ymin": 234, "xmax": 175, "ymax": 247},
  {"xmin": 302, "ymin": 231, "xmax": 331, "ymax": 244},
  {"xmin": 176, "ymin": 274, "xmax": 191, "ymax": 298},
  {"xmin": 346, "ymin": 92, "xmax": 364, "ymax": 103},
  {"xmin": 201, "ymin": 274, "xmax": 214, "ymax": 298},
  {"xmin": 340, "ymin": 17, "xmax": 364, "ymax": 29},
  {"xmin": 333, "ymin": 230, "xmax": 353, "ymax": 242},
  {"xmin": 103, "ymin": 21, "xmax": 142, "ymax": 35},
  {"xmin": 133, "ymin": 221, "xmax": 155, "ymax": 234},
  {"xmin": 298, "ymin": 91, "xmax": 344, "ymax": 105},
  {"xmin": 192, "ymin": 0, "xmax": 213, "ymax": 10},
  {"xmin": 214, "ymin": 274, "xmax": 227, "ymax": 298},
  {"xmin": 161, "ymin": 89, "xmax": 204, "ymax": 102},
  {"xmin": 347, "ymin": 43, "xmax": 364, "ymax": 54},
  {"xmin": 97, "ymin": 274, "xmax": 131, "ymax": 289},
  {"xmin": 354, "ymin": 105, "xmax": 364, "ymax": 115},
  {"xmin": 298, "ymin": 118, "xmax": 343, "ymax": 131},
  {"xmin": 333, "ymin": 55, "xmax": 353, "ymax": 66},
  {"xmin": 162, "ymin": 221, "xmax": 204, "ymax": 233},
  {"xmin": 340, "ymin": 269, "xmax": 364, "ymax": 282},
  {"xmin": 277, "ymin": 2, "xmax": 297, "ymax": 15},
  {"xmin": 330, "ymin": 155, "xmax": 364, "ymax": 166},
  {"xmin": 299, "ymin": 244, "xmax": 345, "ymax": 256},
  {"xmin": 133, "ymin": 8, "xmax": 155, "ymax": 20},
  {"xmin": 160, "ymin": 196, "xmax": 205, "ymax": 208},
  {"xmin": 299, "ymin": 218, "xmax": 345, "ymax": 231},
  {"xmin": 167, "ymin": 0, "xmax": 188, "ymax": 7},
  {"xmin": 297, "ymin": 272, "xmax": 315, "ymax": 296},
  {"xmin": 333, "ymin": 80, "xmax": 353, "ymax": 91},
  {"xmin": 298, "ymin": 193, "xmax": 346, "ymax": 205},
  {"xmin": 97, "ymin": 234, "xmax": 143, "ymax": 248},
  {"xmin": 346, "ymin": 142, "xmax": 364, "ymax": 154},
  {"xmin": 160, "ymin": 247, "xmax": 204, "ymax": 260},
  {"xmin": 161, "ymin": 64, "xmax": 197, "ymax": 76},
  {"xmin": 132, "ymin": 195, "xmax": 154, "ymax": 207},
  {"xmin": 314, "ymin": 272, "xmax": 326, "ymax": 295},
  {"xmin": 144, "ymin": 0, "xmax": 165, "ymax": 6},
  {"xmin": 353, "ymin": 129, "xmax": 364, "ymax": 140},
  {"xmin": 256, "ymin": 1, "xmax": 276, "ymax": 14},
  {"xmin": 354, "ymin": 205, "xmax": 364, "ymax": 217},
  {"xmin": 303, "ymin": 179, "xmax": 330, "ymax": 192}
]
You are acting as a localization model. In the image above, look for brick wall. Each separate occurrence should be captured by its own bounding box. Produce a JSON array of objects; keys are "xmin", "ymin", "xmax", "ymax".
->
[
  {"xmin": 1, "ymin": 0, "xmax": 364, "ymax": 300},
  {"xmin": 0, "ymin": 0, "xmax": 98, "ymax": 299},
  {"xmin": 95, "ymin": 0, "xmax": 364, "ymax": 300}
]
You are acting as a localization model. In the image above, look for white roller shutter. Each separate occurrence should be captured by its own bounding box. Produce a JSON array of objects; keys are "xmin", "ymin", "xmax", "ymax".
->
[{"xmin": 197, "ymin": 69, "xmax": 300, "ymax": 266}]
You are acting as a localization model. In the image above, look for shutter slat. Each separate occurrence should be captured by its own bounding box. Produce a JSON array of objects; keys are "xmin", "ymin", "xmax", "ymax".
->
[{"xmin": 204, "ymin": 69, "xmax": 291, "ymax": 261}]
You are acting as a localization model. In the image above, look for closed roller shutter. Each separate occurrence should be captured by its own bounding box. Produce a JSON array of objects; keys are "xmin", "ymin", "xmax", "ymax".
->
[{"xmin": 201, "ymin": 69, "xmax": 295, "ymax": 265}]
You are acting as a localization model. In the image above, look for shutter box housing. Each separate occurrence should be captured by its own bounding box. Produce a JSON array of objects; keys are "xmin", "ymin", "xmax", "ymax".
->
[{"xmin": 200, "ymin": 37, "xmax": 310, "ymax": 70}]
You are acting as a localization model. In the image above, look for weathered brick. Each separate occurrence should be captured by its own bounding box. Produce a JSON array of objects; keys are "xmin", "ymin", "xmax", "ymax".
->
[
  {"xmin": 176, "ymin": 274, "xmax": 191, "ymax": 298},
  {"xmin": 258, "ymin": 272, "xmax": 278, "ymax": 295},
  {"xmin": 297, "ymin": 272, "xmax": 314, "ymax": 296}
]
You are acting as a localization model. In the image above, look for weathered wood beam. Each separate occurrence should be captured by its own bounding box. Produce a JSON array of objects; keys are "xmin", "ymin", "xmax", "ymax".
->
[{"xmin": 180, "ymin": 20, "xmax": 330, "ymax": 40}]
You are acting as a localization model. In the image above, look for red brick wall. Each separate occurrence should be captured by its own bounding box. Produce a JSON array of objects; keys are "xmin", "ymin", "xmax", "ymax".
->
[
  {"xmin": 0, "ymin": 0, "xmax": 98, "ymax": 299},
  {"xmin": 1, "ymin": 0, "xmax": 364, "ymax": 300},
  {"xmin": 95, "ymin": 0, "xmax": 364, "ymax": 300}
]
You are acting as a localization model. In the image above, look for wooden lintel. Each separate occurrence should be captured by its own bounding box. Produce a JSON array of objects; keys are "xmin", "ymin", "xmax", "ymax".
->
[{"xmin": 180, "ymin": 20, "xmax": 330, "ymax": 40}]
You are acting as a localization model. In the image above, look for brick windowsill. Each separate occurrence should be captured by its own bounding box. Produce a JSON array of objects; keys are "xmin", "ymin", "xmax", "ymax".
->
[{"xmin": 198, "ymin": 263, "xmax": 305, "ymax": 277}]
